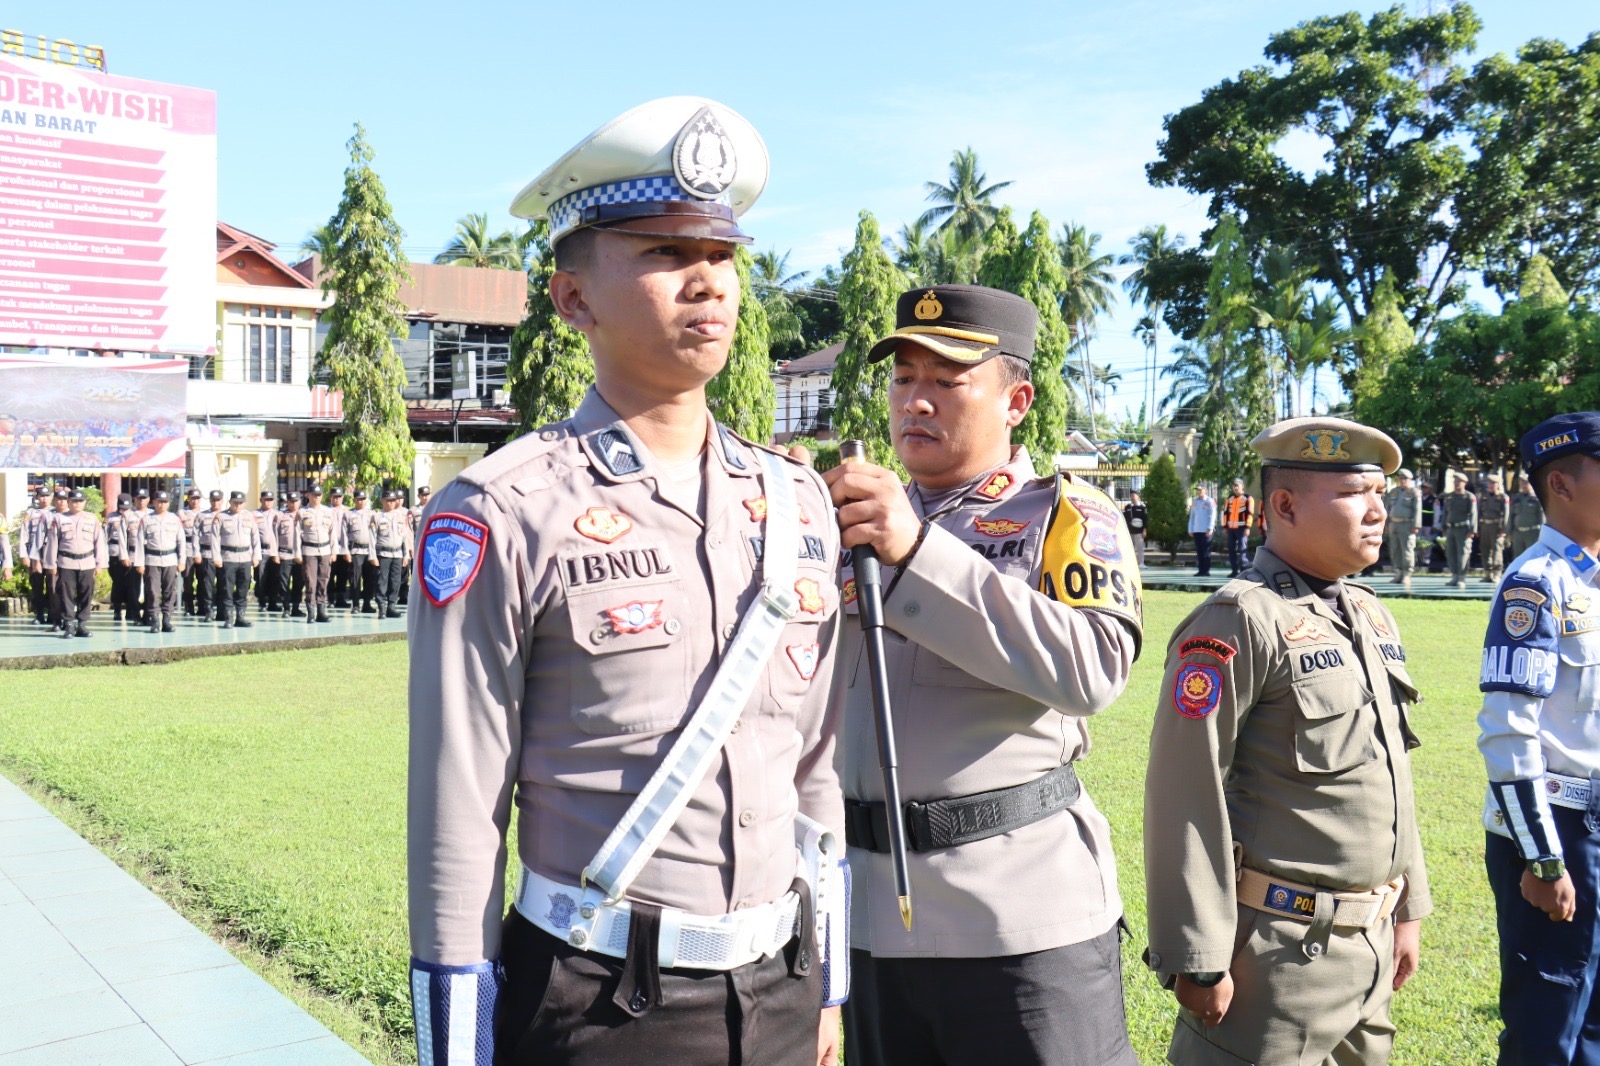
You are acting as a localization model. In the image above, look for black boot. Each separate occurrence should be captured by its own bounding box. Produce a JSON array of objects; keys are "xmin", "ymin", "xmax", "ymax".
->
[
  {"xmin": 235, "ymin": 612, "xmax": 253, "ymax": 628},
  {"xmin": 149, "ymin": 619, "xmax": 160, "ymax": 634},
  {"xmin": 316, "ymin": 606, "xmax": 330, "ymax": 623},
  {"xmin": 385, "ymin": 607, "xmax": 402, "ymax": 618},
  {"xmin": 290, "ymin": 606, "xmax": 306, "ymax": 618},
  {"xmin": 161, "ymin": 615, "xmax": 174, "ymax": 633}
]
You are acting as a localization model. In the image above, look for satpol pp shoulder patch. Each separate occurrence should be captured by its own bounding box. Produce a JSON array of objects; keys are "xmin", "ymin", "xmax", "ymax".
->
[
  {"xmin": 419, "ymin": 513, "xmax": 488, "ymax": 607},
  {"xmin": 1173, "ymin": 663, "xmax": 1223, "ymax": 719}
]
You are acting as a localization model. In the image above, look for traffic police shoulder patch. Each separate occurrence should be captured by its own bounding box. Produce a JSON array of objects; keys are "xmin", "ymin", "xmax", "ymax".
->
[
  {"xmin": 1173, "ymin": 663, "xmax": 1223, "ymax": 719},
  {"xmin": 419, "ymin": 513, "xmax": 488, "ymax": 607},
  {"xmin": 1481, "ymin": 572, "xmax": 1559, "ymax": 697},
  {"xmin": 1038, "ymin": 475, "xmax": 1144, "ymax": 655}
]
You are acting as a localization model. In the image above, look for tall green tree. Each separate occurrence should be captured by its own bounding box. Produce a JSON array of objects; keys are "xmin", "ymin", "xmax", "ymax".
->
[
  {"xmin": 918, "ymin": 148, "xmax": 1014, "ymax": 246},
  {"xmin": 1120, "ymin": 224, "xmax": 1187, "ymax": 420},
  {"xmin": 1143, "ymin": 452, "xmax": 1188, "ymax": 558},
  {"xmin": 314, "ymin": 123, "xmax": 415, "ymax": 488},
  {"xmin": 1349, "ymin": 272, "xmax": 1414, "ymax": 416},
  {"xmin": 1193, "ymin": 217, "xmax": 1274, "ymax": 483},
  {"xmin": 751, "ymin": 249, "xmax": 807, "ymax": 359},
  {"xmin": 705, "ymin": 248, "xmax": 775, "ymax": 442},
  {"xmin": 1057, "ymin": 223, "xmax": 1118, "ymax": 436},
  {"xmin": 506, "ymin": 219, "xmax": 592, "ymax": 434},
  {"xmin": 435, "ymin": 212, "xmax": 522, "ymax": 269},
  {"xmin": 830, "ymin": 211, "xmax": 905, "ymax": 472}
]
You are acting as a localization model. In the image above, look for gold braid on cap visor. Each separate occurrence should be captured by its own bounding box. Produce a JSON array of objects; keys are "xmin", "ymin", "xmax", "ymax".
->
[{"xmin": 893, "ymin": 325, "xmax": 1001, "ymax": 362}]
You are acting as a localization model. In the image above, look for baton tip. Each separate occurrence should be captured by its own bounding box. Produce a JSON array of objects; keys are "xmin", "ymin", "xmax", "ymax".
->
[{"xmin": 899, "ymin": 897, "xmax": 913, "ymax": 931}]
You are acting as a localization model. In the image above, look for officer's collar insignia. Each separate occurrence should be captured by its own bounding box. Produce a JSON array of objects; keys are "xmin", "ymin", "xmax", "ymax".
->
[
  {"xmin": 1299, "ymin": 429, "xmax": 1351, "ymax": 462},
  {"xmin": 913, "ymin": 290, "xmax": 943, "ymax": 320},
  {"xmin": 607, "ymin": 599, "xmax": 665, "ymax": 634},
  {"xmin": 546, "ymin": 892, "xmax": 577, "ymax": 930},
  {"xmin": 575, "ymin": 506, "xmax": 634, "ymax": 544},
  {"xmin": 842, "ymin": 577, "xmax": 858, "ymax": 606},
  {"xmin": 1564, "ymin": 541, "xmax": 1596, "ymax": 573},
  {"xmin": 977, "ymin": 471, "xmax": 1015, "ymax": 499},
  {"xmin": 418, "ymin": 513, "xmax": 488, "ymax": 608},
  {"xmin": 674, "ymin": 106, "xmax": 738, "ymax": 199},
  {"xmin": 1566, "ymin": 591, "xmax": 1591, "ymax": 615},
  {"xmin": 718, "ymin": 426, "xmax": 748, "ymax": 470},
  {"xmin": 595, "ymin": 426, "xmax": 643, "ymax": 477},
  {"xmin": 974, "ymin": 516, "xmax": 1030, "ymax": 538},
  {"xmin": 1353, "ymin": 597, "xmax": 1390, "ymax": 636},
  {"xmin": 794, "ymin": 577, "xmax": 826, "ymax": 614},
  {"xmin": 1273, "ymin": 571, "xmax": 1298, "ymax": 595},
  {"xmin": 1283, "ymin": 616, "xmax": 1331, "ymax": 644},
  {"xmin": 786, "ymin": 642, "xmax": 820, "ymax": 681},
  {"xmin": 1173, "ymin": 663, "xmax": 1223, "ymax": 718}
]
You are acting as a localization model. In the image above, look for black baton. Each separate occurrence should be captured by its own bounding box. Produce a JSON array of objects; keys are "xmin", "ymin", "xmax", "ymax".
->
[{"xmin": 839, "ymin": 439, "xmax": 914, "ymax": 930}]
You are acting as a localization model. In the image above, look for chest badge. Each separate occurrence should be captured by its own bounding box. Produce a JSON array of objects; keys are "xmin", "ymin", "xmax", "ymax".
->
[
  {"xmin": 606, "ymin": 600, "xmax": 664, "ymax": 634},
  {"xmin": 973, "ymin": 517, "xmax": 1029, "ymax": 538},
  {"xmin": 1353, "ymin": 598, "xmax": 1391, "ymax": 636},
  {"xmin": 1283, "ymin": 616, "xmax": 1331, "ymax": 645},
  {"xmin": 575, "ymin": 507, "xmax": 634, "ymax": 544},
  {"xmin": 1566, "ymin": 591, "xmax": 1591, "ymax": 615},
  {"xmin": 794, "ymin": 577, "xmax": 826, "ymax": 615},
  {"xmin": 787, "ymin": 643, "xmax": 820, "ymax": 681},
  {"xmin": 977, "ymin": 472, "xmax": 1015, "ymax": 500}
]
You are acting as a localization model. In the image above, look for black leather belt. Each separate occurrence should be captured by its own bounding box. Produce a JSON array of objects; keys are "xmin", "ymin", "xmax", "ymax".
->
[
  {"xmin": 348, "ymin": 543, "xmax": 370, "ymax": 551},
  {"xmin": 61, "ymin": 550, "xmax": 92, "ymax": 560},
  {"xmin": 302, "ymin": 539, "xmax": 328, "ymax": 547},
  {"xmin": 146, "ymin": 548, "xmax": 176, "ymax": 556},
  {"xmin": 844, "ymin": 764, "xmax": 1080, "ymax": 853}
]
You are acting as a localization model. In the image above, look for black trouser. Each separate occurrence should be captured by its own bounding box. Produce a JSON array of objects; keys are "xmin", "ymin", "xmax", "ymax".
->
[
  {"xmin": 255, "ymin": 559, "xmax": 273, "ymax": 607},
  {"xmin": 278, "ymin": 557, "xmax": 304, "ymax": 612},
  {"xmin": 399, "ymin": 559, "xmax": 411, "ymax": 604},
  {"xmin": 220, "ymin": 560, "xmax": 251, "ymax": 620},
  {"xmin": 109, "ymin": 558, "xmax": 131, "ymax": 616},
  {"xmin": 28, "ymin": 567, "xmax": 48, "ymax": 620},
  {"xmin": 1226, "ymin": 527, "xmax": 1248, "ymax": 575},
  {"xmin": 143, "ymin": 565, "xmax": 179, "ymax": 620},
  {"xmin": 330, "ymin": 555, "xmax": 350, "ymax": 606},
  {"xmin": 348, "ymin": 550, "xmax": 372, "ymax": 607},
  {"xmin": 375, "ymin": 555, "xmax": 404, "ymax": 608},
  {"xmin": 1192, "ymin": 531, "xmax": 1213, "ymax": 575},
  {"xmin": 844, "ymin": 926, "xmax": 1137, "ymax": 1066},
  {"xmin": 182, "ymin": 562, "xmax": 197, "ymax": 614},
  {"xmin": 57, "ymin": 568, "xmax": 95, "ymax": 628},
  {"xmin": 494, "ymin": 907, "xmax": 819, "ymax": 1066},
  {"xmin": 48, "ymin": 569, "xmax": 65, "ymax": 627},
  {"xmin": 198, "ymin": 557, "xmax": 218, "ymax": 617}
]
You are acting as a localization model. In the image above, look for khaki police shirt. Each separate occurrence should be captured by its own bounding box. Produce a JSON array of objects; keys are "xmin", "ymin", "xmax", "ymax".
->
[
  {"xmin": 372, "ymin": 509, "xmax": 413, "ymax": 558},
  {"xmin": 1509, "ymin": 492, "xmax": 1544, "ymax": 532},
  {"xmin": 214, "ymin": 511, "xmax": 261, "ymax": 567},
  {"xmin": 17, "ymin": 505, "xmax": 44, "ymax": 563},
  {"xmin": 45, "ymin": 512, "xmax": 107, "ymax": 570},
  {"xmin": 838, "ymin": 448, "xmax": 1139, "ymax": 958},
  {"xmin": 342, "ymin": 508, "xmax": 374, "ymax": 552},
  {"xmin": 1384, "ymin": 486, "xmax": 1421, "ymax": 526},
  {"xmin": 254, "ymin": 507, "xmax": 279, "ymax": 557},
  {"xmin": 296, "ymin": 505, "xmax": 341, "ymax": 558},
  {"xmin": 134, "ymin": 513, "xmax": 191, "ymax": 568},
  {"xmin": 407, "ymin": 388, "xmax": 842, "ymax": 969},
  {"xmin": 1143, "ymin": 545, "xmax": 1432, "ymax": 978}
]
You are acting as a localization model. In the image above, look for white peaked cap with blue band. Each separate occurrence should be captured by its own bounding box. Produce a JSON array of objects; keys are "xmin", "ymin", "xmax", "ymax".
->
[{"xmin": 509, "ymin": 96, "xmax": 769, "ymax": 245}]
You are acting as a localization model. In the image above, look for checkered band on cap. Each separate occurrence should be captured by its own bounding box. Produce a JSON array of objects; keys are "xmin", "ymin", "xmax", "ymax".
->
[{"xmin": 547, "ymin": 176, "xmax": 733, "ymax": 241}]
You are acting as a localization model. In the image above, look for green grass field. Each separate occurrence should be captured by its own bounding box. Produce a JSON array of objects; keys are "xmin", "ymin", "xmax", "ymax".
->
[{"xmin": 0, "ymin": 591, "xmax": 1502, "ymax": 1064}]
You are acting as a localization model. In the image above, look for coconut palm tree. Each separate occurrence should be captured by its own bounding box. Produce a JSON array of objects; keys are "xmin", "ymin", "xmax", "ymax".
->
[
  {"xmin": 750, "ymin": 249, "xmax": 808, "ymax": 355},
  {"xmin": 1160, "ymin": 339, "xmax": 1236, "ymax": 427},
  {"xmin": 435, "ymin": 212, "xmax": 522, "ymax": 269},
  {"xmin": 1119, "ymin": 224, "xmax": 1186, "ymax": 420},
  {"xmin": 917, "ymin": 148, "xmax": 1013, "ymax": 246},
  {"xmin": 1057, "ymin": 223, "xmax": 1118, "ymax": 436}
]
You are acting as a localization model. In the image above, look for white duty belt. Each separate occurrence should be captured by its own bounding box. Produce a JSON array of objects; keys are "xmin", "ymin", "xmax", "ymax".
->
[
  {"xmin": 516, "ymin": 449, "xmax": 802, "ymax": 965},
  {"xmin": 1545, "ymin": 771, "xmax": 1593, "ymax": 811}
]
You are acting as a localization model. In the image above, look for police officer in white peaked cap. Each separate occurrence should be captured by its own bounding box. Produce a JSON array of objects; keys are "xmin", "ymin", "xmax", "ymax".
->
[{"xmin": 407, "ymin": 97, "xmax": 848, "ymax": 1066}]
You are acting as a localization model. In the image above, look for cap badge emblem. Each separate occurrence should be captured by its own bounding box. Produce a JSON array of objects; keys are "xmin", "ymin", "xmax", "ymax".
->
[
  {"xmin": 1300, "ymin": 429, "xmax": 1351, "ymax": 462},
  {"xmin": 913, "ymin": 291, "xmax": 943, "ymax": 320},
  {"xmin": 674, "ymin": 106, "xmax": 737, "ymax": 199}
]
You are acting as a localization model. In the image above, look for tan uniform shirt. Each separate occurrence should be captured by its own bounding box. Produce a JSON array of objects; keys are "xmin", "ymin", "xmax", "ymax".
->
[
  {"xmin": 1144, "ymin": 545, "xmax": 1432, "ymax": 978},
  {"xmin": 1384, "ymin": 486, "xmax": 1421, "ymax": 526},
  {"xmin": 296, "ymin": 505, "xmax": 341, "ymax": 558},
  {"xmin": 273, "ymin": 509, "xmax": 297, "ymax": 557},
  {"xmin": 134, "ymin": 512, "xmax": 191, "ymax": 568},
  {"xmin": 408, "ymin": 389, "xmax": 842, "ymax": 968},
  {"xmin": 1509, "ymin": 492, "xmax": 1545, "ymax": 532},
  {"xmin": 17, "ymin": 505, "xmax": 45, "ymax": 563},
  {"xmin": 45, "ymin": 512, "xmax": 107, "ymax": 570},
  {"xmin": 343, "ymin": 508, "xmax": 374, "ymax": 552},
  {"xmin": 839, "ymin": 448, "xmax": 1139, "ymax": 958},
  {"xmin": 254, "ymin": 507, "xmax": 279, "ymax": 558},
  {"xmin": 214, "ymin": 511, "xmax": 261, "ymax": 567},
  {"xmin": 372, "ymin": 509, "xmax": 413, "ymax": 558},
  {"xmin": 178, "ymin": 507, "xmax": 199, "ymax": 562},
  {"xmin": 195, "ymin": 507, "xmax": 225, "ymax": 561},
  {"xmin": 105, "ymin": 513, "xmax": 131, "ymax": 561}
]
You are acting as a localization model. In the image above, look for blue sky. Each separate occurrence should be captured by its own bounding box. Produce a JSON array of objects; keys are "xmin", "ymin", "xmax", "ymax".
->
[{"xmin": 35, "ymin": 0, "xmax": 1600, "ymax": 418}]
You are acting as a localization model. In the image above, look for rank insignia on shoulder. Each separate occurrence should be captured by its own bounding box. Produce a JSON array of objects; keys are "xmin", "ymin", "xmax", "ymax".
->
[
  {"xmin": 977, "ymin": 472, "xmax": 1015, "ymax": 499},
  {"xmin": 1353, "ymin": 598, "xmax": 1390, "ymax": 636},
  {"xmin": 595, "ymin": 427, "xmax": 643, "ymax": 477},
  {"xmin": 787, "ymin": 642, "xmax": 820, "ymax": 681},
  {"xmin": 1283, "ymin": 616, "xmax": 1330, "ymax": 644},
  {"xmin": 606, "ymin": 600, "xmax": 664, "ymax": 634},
  {"xmin": 1179, "ymin": 636, "xmax": 1236, "ymax": 663},
  {"xmin": 1173, "ymin": 663, "xmax": 1223, "ymax": 719},
  {"xmin": 794, "ymin": 577, "xmax": 826, "ymax": 615},
  {"xmin": 575, "ymin": 507, "xmax": 634, "ymax": 544},
  {"xmin": 973, "ymin": 516, "xmax": 1029, "ymax": 538},
  {"xmin": 419, "ymin": 513, "xmax": 488, "ymax": 608},
  {"xmin": 1565, "ymin": 542, "xmax": 1596, "ymax": 573}
]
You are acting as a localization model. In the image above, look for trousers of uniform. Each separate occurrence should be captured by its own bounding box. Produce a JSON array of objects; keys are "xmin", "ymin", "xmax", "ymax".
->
[
  {"xmin": 198, "ymin": 558, "xmax": 219, "ymax": 617},
  {"xmin": 1446, "ymin": 529, "xmax": 1474, "ymax": 583},
  {"xmin": 399, "ymin": 561, "xmax": 411, "ymax": 604},
  {"xmin": 1510, "ymin": 529, "xmax": 1541, "ymax": 561},
  {"xmin": 330, "ymin": 556, "xmax": 350, "ymax": 607},
  {"xmin": 221, "ymin": 561, "xmax": 251, "ymax": 620},
  {"xmin": 1487, "ymin": 801, "xmax": 1600, "ymax": 1065},
  {"xmin": 278, "ymin": 559, "xmax": 304, "ymax": 613},
  {"xmin": 349, "ymin": 551, "xmax": 372, "ymax": 607},
  {"xmin": 1166, "ymin": 905, "xmax": 1397, "ymax": 1066},
  {"xmin": 1481, "ymin": 522, "xmax": 1506, "ymax": 577},
  {"xmin": 1226, "ymin": 528, "xmax": 1248, "ymax": 576},
  {"xmin": 302, "ymin": 554, "xmax": 332, "ymax": 609},
  {"xmin": 254, "ymin": 560, "xmax": 272, "ymax": 607},
  {"xmin": 28, "ymin": 568, "xmax": 48, "ymax": 621},
  {"xmin": 846, "ymin": 925, "xmax": 1136, "ymax": 1066},
  {"xmin": 375, "ymin": 556, "xmax": 404, "ymax": 609},
  {"xmin": 48, "ymin": 570, "xmax": 66, "ymax": 627},
  {"xmin": 58, "ymin": 569, "xmax": 95, "ymax": 628},
  {"xmin": 182, "ymin": 563, "xmax": 197, "ymax": 614},
  {"xmin": 109, "ymin": 559, "xmax": 131, "ymax": 617},
  {"xmin": 1131, "ymin": 533, "xmax": 1147, "ymax": 567},
  {"xmin": 143, "ymin": 565, "xmax": 180, "ymax": 620},
  {"xmin": 1193, "ymin": 532, "xmax": 1213, "ymax": 576},
  {"xmin": 1387, "ymin": 524, "xmax": 1415, "ymax": 576},
  {"xmin": 493, "ymin": 907, "xmax": 819, "ymax": 1066}
]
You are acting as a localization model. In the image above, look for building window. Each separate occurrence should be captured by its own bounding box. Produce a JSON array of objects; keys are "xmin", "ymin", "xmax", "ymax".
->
[{"xmin": 244, "ymin": 306, "xmax": 294, "ymax": 384}]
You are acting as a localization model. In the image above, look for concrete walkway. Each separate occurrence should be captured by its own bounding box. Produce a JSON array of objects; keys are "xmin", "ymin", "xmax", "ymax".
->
[{"xmin": 0, "ymin": 775, "xmax": 367, "ymax": 1064}]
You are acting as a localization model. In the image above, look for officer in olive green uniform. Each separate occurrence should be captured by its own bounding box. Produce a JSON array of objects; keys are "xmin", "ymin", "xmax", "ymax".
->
[
  {"xmin": 1144, "ymin": 416, "xmax": 1431, "ymax": 1066},
  {"xmin": 1506, "ymin": 474, "xmax": 1544, "ymax": 559},
  {"xmin": 1477, "ymin": 474, "xmax": 1508, "ymax": 582},
  {"xmin": 1439, "ymin": 474, "xmax": 1477, "ymax": 588},
  {"xmin": 1383, "ymin": 468, "xmax": 1421, "ymax": 589}
]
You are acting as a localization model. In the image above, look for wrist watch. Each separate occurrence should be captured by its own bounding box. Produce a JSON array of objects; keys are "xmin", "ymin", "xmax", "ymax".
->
[
  {"xmin": 1185, "ymin": 971, "xmax": 1225, "ymax": 987},
  {"xmin": 1528, "ymin": 856, "xmax": 1566, "ymax": 882}
]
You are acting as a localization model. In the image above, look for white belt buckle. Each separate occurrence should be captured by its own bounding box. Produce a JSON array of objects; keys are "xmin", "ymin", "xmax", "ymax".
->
[{"xmin": 761, "ymin": 582, "xmax": 798, "ymax": 621}]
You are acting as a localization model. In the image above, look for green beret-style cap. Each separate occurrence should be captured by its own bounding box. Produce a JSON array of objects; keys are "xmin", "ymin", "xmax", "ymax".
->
[{"xmin": 1250, "ymin": 416, "xmax": 1402, "ymax": 475}]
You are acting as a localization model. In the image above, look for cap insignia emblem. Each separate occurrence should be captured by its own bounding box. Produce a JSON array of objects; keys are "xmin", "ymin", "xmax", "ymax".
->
[
  {"xmin": 913, "ymin": 291, "xmax": 943, "ymax": 321},
  {"xmin": 1300, "ymin": 429, "xmax": 1351, "ymax": 462},
  {"xmin": 674, "ymin": 106, "xmax": 737, "ymax": 199}
]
